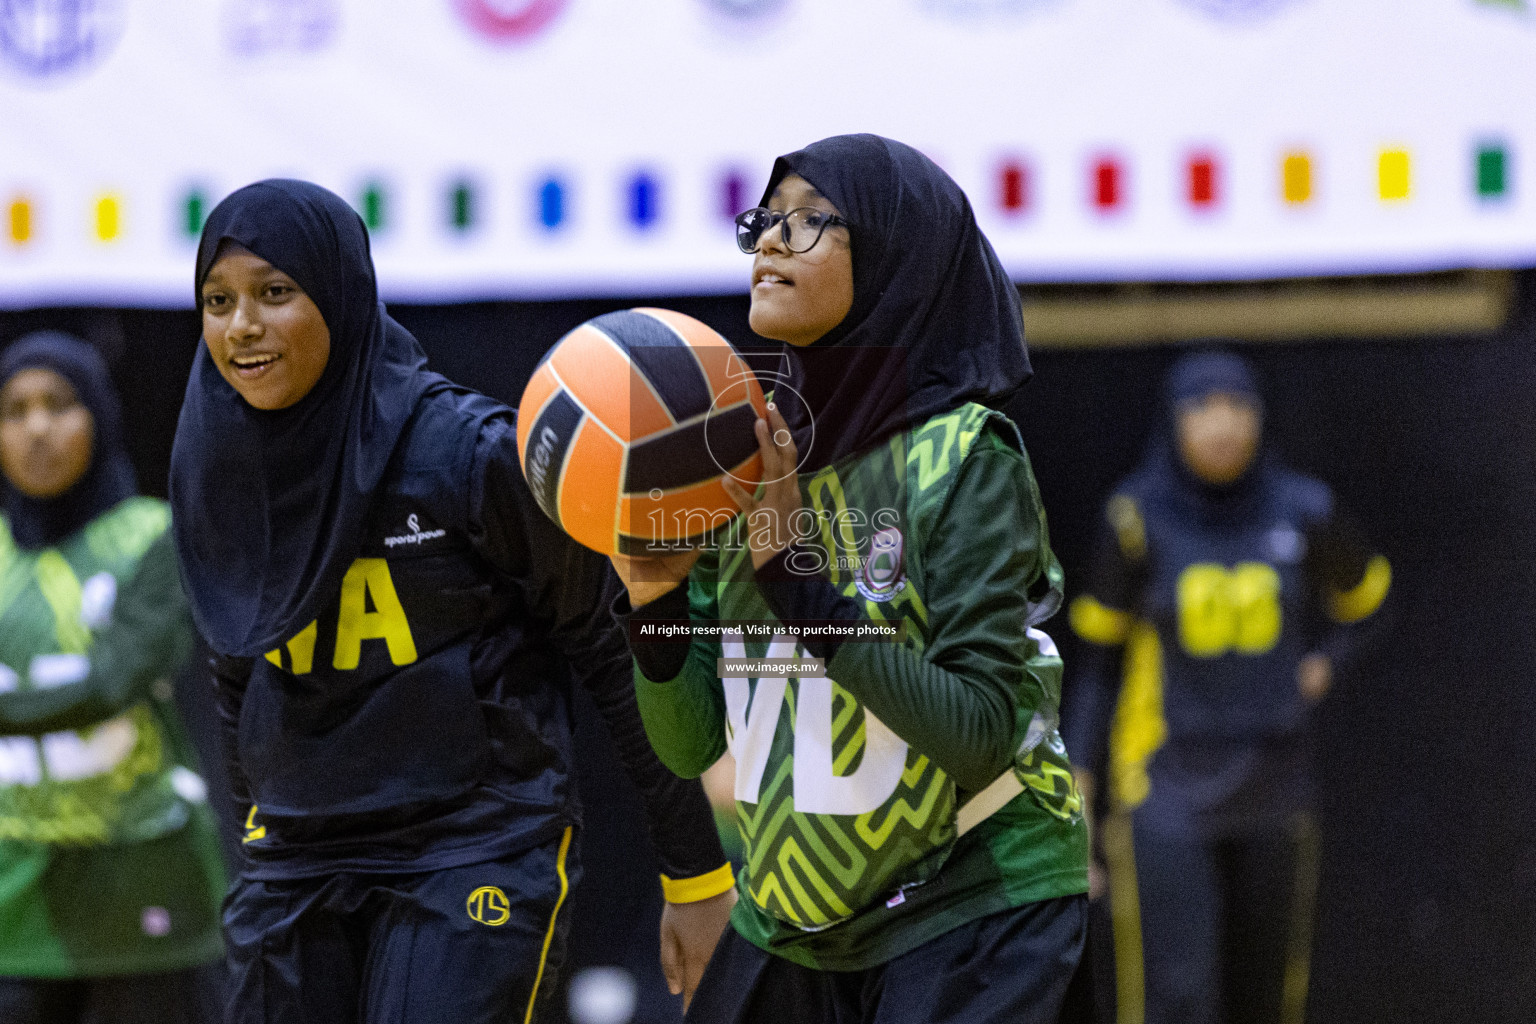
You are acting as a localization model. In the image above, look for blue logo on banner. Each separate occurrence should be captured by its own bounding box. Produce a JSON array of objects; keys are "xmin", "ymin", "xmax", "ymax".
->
[
  {"xmin": 701, "ymin": 0, "xmax": 788, "ymax": 17},
  {"xmin": 1175, "ymin": 0, "xmax": 1303, "ymax": 20},
  {"xmin": 225, "ymin": 0, "xmax": 338, "ymax": 56},
  {"xmin": 0, "ymin": 0, "xmax": 125, "ymax": 79},
  {"xmin": 919, "ymin": 0, "xmax": 1058, "ymax": 16}
]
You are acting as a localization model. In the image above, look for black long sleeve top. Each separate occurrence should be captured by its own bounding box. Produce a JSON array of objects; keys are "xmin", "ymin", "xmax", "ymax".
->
[{"xmin": 212, "ymin": 384, "xmax": 725, "ymax": 883}]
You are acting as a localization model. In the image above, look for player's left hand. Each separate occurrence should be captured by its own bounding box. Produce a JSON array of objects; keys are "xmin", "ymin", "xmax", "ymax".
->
[
  {"xmin": 1298, "ymin": 653, "xmax": 1332, "ymax": 703},
  {"xmin": 659, "ymin": 887, "xmax": 737, "ymax": 1011},
  {"xmin": 721, "ymin": 402, "xmax": 802, "ymax": 571}
]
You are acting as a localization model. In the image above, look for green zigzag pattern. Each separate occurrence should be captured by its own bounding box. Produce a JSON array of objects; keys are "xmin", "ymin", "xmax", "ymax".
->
[
  {"xmin": 1016, "ymin": 747, "xmax": 1084, "ymax": 821},
  {"xmin": 724, "ymin": 404, "xmax": 1010, "ymax": 929},
  {"xmin": 736, "ymin": 685, "xmax": 956, "ymax": 929}
]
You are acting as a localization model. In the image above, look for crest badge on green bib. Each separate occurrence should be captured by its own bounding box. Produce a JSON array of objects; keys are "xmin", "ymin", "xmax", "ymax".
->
[{"xmin": 856, "ymin": 526, "xmax": 906, "ymax": 602}]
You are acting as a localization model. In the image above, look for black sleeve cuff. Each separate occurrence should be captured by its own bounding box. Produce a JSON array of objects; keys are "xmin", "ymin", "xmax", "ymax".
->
[
  {"xmin": 651, "ymin": 781, "xmax": 731, "ymax": 885},
  {"xmin": 611, "ymin": 583, "xmax": 692, "ymax": 682},
  {"xmin": 209, "ymin": 651, "xmax": 255, "ymax": 808},
  {"xmin": 755, "ymin": 544, "xmax": 864, "ymax": 661}
]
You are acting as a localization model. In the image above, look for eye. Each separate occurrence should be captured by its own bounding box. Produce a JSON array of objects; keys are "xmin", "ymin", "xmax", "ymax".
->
[
  {"xmin": 265, "ymin": 282, "xmax": 293, "ymax": 300},
  {"xmin": 202, "ymin": 291, "xmax": 229, "ymax": 311},
  {"xmin": 801, "ymin": 210, "xmax": 827, "ymax": 228}
]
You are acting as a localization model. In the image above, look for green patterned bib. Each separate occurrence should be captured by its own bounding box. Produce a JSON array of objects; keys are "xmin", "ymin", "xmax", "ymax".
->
[
  {"xmin": 714, "ymin": 403, "xmax": 1079, "ymax": 930},
  {"xmin": 0, "ymin": 498, "xmax": 187, "ymax": 846}
]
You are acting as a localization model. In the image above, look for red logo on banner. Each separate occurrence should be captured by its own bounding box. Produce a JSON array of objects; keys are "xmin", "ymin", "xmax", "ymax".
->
[{"xmin": 453, "ymin": 0, "xmax": 568, "ymax": 42}]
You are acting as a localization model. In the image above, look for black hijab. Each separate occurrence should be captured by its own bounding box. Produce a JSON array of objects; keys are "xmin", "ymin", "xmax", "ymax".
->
[
  {"xmin": 759, "ymin": 134, "xmax": 1032, "ymax": 472},
  {"xmin": 0, "ymin": 331, "xmax": 137, "ymax": 550},
  {"xmin": 1143, "ymin": 348, "xmax": 1273, "ymax": 524},
  {"xmin": 169, "ymin": 180, "xmax": 439, "ymax": 658}
]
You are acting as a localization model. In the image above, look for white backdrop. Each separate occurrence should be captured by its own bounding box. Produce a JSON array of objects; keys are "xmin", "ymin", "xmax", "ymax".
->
[{"xmin": 2, "ymin": 0, "xmax": 1534, "ymax": 306}]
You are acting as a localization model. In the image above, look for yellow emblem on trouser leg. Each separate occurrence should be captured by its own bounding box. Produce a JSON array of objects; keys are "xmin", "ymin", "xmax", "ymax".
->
[
  {"xmin": 242, "ymin": 805, "xmax": 266, "ymax": 844},
  {"xmin": 466, "ymin": 886, "xmax": 511, "ymax": 926}
]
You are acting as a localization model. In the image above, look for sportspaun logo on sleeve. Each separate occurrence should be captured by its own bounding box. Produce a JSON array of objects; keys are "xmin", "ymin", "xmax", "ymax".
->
[{"xmin": 714, "ymin": 403, "xmax": 1079, "ymax": 930}]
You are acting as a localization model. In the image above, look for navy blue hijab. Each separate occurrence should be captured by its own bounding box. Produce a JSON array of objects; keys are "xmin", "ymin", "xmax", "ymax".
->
[
  {"xmin": 170, "ymin": 180, "xmax": 438, "ymax": 657},
  {"xmin": 759, "ymin": 134, "xmax": 1032, "ymax": 472},
  {"xmin": 0, "ymin": 331, "xmax": 137, "ymax": 550},
  {"xmin": 1143, "ymin": 348, "xmax": 1273, "ymax": 524}
]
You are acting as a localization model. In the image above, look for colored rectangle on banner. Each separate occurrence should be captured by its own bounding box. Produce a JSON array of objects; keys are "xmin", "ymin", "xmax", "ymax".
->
[
  {"xmin": 1283, "ymin": 152, "xmax": 1313, "ymax": 205},
  {"xmin": 1379, "ymin": 150, "xmax": 1411, "ymax": 201},
  {"xmin": 1477, "ymin": 144, "xmax": 1508, "ymax": 199}
]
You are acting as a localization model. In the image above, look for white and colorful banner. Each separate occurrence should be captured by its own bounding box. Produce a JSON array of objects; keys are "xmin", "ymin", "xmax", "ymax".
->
[{"xmin": 2, "ymin": 0, "xmax": 1534, "ymax": 306}]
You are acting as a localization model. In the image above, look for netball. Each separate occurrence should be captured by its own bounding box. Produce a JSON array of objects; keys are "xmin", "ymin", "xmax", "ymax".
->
[{"xmin": 516, "ymin": 307, "xmax": 768, "ymax": 556}]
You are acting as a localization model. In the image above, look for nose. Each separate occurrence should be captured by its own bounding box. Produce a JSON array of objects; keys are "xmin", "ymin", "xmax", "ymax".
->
[
  {"xmin": 23, "ymin": 404, "xmax": 52, "ymax": 439},
  {"xmin": 756, "ymin": 218, "xmax": 789, "ymax": 257},
  {"xmin": 228, "ymin": 295, "xmax": 263, "ymax": 344}
]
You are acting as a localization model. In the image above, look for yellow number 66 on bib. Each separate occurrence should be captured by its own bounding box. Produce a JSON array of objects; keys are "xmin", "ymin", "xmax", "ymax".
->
[{"xmin": 1177, "ymin": 562, "xmax": 1282, "ymax": 657}]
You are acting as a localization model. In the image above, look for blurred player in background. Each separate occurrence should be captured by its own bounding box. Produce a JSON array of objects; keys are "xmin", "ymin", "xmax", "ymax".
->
[
  {"xmin": 1063, "ymin": 349, "xmax": 1391, "ymax": 1024},
  {"xmin": 611, "ymin": 134, "xmax": 1090, "ymax": 1024},
  {"xmin": 168, "ymin": 180, "xmax": 733, "ymax": 1024},
  {"xmin": 0, "ymin": 331, "xmax": 226, "ymax": 1024}
]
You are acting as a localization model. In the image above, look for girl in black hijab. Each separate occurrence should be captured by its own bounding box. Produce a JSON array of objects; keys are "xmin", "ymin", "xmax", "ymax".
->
[
  {"xmin": 1063, "ymin": 349, "xmax": 1390, "ymax": 1024},
  {"xmin": 170, "ymin": 180, "xmax": 732, "ymax": 1024},
  {"xmin": 611, "ymin": 135, "xmax": 1091, "ymax": 1024},
  {"xmin": 0, "ymin": 331, "xmax": 225, "ymax": 1024},
  {"xmin": 0, "ymin": 332, "xmax": 137, "ymax": 549}
]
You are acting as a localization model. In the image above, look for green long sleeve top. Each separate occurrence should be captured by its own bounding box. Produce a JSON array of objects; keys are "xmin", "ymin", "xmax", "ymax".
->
[
  {"xmin": 0, "ymin": 497, "xmax": 225, "ymax": 978},
  {"xmin": 626, "ymin": 405, "xmax": 1088, "ymax": 970}
]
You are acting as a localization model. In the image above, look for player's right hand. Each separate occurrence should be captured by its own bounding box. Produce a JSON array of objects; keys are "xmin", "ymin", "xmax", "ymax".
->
[
  {"xmin": 610, "ymin": 550, "xmax": 702, "ymax": 608},
  {"xmin": 1297, "ymin": 652, "xmax": 1333, "ymax": 703},
  {"xmin": 1089, "ymin": 859, "xmax": 1108, "ymax": 900}
]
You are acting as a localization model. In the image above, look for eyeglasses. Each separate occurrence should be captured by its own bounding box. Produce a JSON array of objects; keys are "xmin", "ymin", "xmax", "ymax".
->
[{"xmin": 735, "ymin": 206, "xmax": 850, "ymax": 254}]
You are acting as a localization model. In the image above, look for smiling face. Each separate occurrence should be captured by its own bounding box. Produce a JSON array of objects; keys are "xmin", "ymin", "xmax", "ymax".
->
[
  {"xmin": 200, "ymin": 245, "xmax": 332, "ymax": 411},
  {"xmin": 1176, "ymin": 391, "xmax": 1262, "ymax": 486},
  {"xmin": 0, "ymin": 367, "xmax": 95, "ymax": 499},
  {"xmin": 747, "ymin": 174, "xmax": 855, "ymax": 348}
]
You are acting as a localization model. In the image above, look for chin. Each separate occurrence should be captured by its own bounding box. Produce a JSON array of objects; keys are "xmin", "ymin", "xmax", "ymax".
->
[
  {"xmin": 236, "ymin": 388, "xmax": 286, "ymax": 411},
  {"xmin": 748, "ymin": 317, "xmax": 788, "ymax": 343},
  {"xmin": 749, "ymin": 313, "xmax": 818, "ymax": 347},
  {"xmin": 1214, "ymin": 464, "xmax": 1250, "ymax": 485},
  {"xmin": 16, "ymin": 478, "xmax": 72, "ymax": 499}
]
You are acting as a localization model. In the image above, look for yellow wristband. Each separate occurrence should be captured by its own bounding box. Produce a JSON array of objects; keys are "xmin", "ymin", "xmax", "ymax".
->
[{"xmin": 660, "ymin": 862, "xmax": 735, "ymax": 904}]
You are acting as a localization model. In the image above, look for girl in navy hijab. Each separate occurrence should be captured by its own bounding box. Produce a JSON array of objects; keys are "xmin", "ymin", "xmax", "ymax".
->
[
  {"xmin": 610, "ymin": 136, "xmax": 1091, "ymax": 1024},
  {"xmin": 170, "ymin": 180, "xmax": 732, "ymax": 1024},
  {"xmin": 1064, "ymin": 349, "xmax": 1391, "ymax": 1024}
]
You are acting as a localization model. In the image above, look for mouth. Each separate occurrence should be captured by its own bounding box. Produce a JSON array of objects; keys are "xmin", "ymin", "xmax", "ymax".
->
[
  {"xmin": 230, "ymin": 352, "xmax": 281, "ymax": 380},
  {"xmin": 753, "ymin": 268, "xmax": 794, "ymax": 291}
]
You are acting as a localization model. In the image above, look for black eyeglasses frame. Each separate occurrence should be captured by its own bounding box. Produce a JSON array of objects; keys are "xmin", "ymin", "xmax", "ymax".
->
[{"xmin": 734, "ymin": 206, "xmax": 851, "ymax": 255}]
